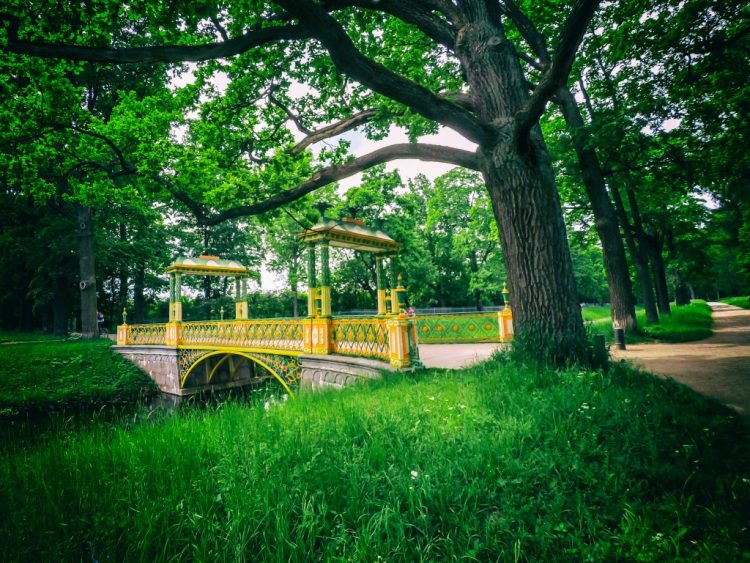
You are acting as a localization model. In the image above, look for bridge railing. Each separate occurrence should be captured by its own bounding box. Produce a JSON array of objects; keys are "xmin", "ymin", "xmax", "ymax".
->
[
  {"xmin": 117, "ymin": 310, "xmax": 512, "ymax": 367},
  {"xmin": 331, "ymin": 317, "xmax": 389, "ymax": 360},
  {"xmin": 414, "ymin": 311, "xmax": 501, "ymax": 344},
  {"xmin": 180, "ymin": 319, "xmax": 305, "ymax": 351}
]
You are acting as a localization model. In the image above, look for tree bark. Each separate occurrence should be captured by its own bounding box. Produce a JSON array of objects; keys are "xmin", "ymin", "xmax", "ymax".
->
[
  {"xmin": 609, "ymin": 182, "xmax": 659, "ymax": 323},
  {"xmin": 556, "ymin": 87, "xmax": 637, "ymax": 330},
  {"xmin": 649, "ymin": 234, "xmax": 672, "ymax": 315},
  {"xmin": 77, "ymin": 205, "xmax": 98, "ymax": 338},
  {"xmin": 134, "ymin": 265, "xmax": 145, "ymax": 323}
]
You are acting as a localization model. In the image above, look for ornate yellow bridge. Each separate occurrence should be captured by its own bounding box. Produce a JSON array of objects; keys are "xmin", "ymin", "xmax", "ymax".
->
[{"xmin": 114, "ymin": 218, "xmax": 513, "ymax": 397}]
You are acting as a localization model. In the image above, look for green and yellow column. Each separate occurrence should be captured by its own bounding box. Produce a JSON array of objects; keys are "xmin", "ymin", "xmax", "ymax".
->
[
  {"xmin": 389, "ymin": 263, "xmax": 400, "ymax": 315},
  {"xmin": 306, "ymin": 242, "xmax": 317, "ymax": 318},
  {"xmin": 166, "ymin": 273, "xmax": 183, "ymax": 346},
  {"xmin": 387, "ymin": 275, "xmax": 412, "ymax": 367},
  {"xmin": 311, "ymin": 240, "xmax": 333, "ymax": 354},
  {"xmin": 498, "ymin": 282, "xmax": 514, "ymax": 342},
  {"xmin": 376, "ymin": 255, "xmax": 388, "ymax": 316},
  {"xmin": 235, "ymin": 277, "xmax": 249, "ymax": 320},
  {"xmin": 303, "ymin": 242, "xmax": 317, "ymax": 353}
]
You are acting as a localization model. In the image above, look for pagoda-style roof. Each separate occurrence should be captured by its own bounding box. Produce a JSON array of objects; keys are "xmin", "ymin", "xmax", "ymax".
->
[
  {"xmin": 298, "ymin": 217, "xmax": 401, "ymax": 253},
  {"xmin": 165, "ymin": 255, "xmax": 250, "ymax": 277}
]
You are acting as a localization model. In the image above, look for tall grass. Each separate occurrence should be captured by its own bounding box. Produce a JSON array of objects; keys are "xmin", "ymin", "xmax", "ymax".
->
[
  {"xmin": 1, "ymin": 359, "xmax": 748, "ymax": 560},
  {"xmin": 0, "ymin": 339, "xmax": 156, "ymax": 417},
  {"xmin": 584, "ymin": 301, "xmax": 714, "ymax": 343},
  {"xmin": 723, "ymin": 296, "xmax": 750, "ymax": 309},
  {"xmin": 639, "ymin": 300, "xmax": 713, "ymax": 342}
]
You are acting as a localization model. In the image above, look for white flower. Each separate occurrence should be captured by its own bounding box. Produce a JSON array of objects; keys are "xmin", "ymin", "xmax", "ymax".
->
[
  {"xmin": 410, "ymin": 470, "xmax": 419, "ymax": 479},
  {"xmin": 429, "ymin": 396, "xmax": 435, "ymax": 401}
]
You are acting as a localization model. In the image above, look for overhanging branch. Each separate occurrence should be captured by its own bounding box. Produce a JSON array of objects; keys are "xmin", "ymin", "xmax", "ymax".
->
[
  {"xmin": 1, "ymin": 13, "xmax": 308, "ymax": 63},
  {"xmin": 201, "ymin": 143, "xmax": 479, "ymax": 225},
  {"xmin": 513, "ymin": 0, "xmax": 601, "ymax": 150},
  {"xmin": 292, "ymin": 109, "xmax": 379, "ymax": 154}
]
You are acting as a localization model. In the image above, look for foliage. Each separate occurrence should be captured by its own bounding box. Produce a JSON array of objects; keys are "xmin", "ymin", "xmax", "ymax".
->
[
  {"xmin": 1, "ymin": 359, "xmax": 748, "ymax": 559},
  {"xmin": 0, "ymin": 340, "xmax": 156, "ymax": 417},
  {"xmin": 723, "ymin": 297, "xmax": 750, "ymax": 310}
]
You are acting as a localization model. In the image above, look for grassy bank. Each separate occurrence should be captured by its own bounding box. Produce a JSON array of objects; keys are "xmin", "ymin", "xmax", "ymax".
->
[
  {"xmin": 584, "ymin": 300, "xmax": 714, "ymax": 343},
  {"xmin": 1, "ymin": 359, "xmax": 748, "ymax": 560},
  {"xmin": 0, "ymin": 339, "xmax": 156, "ymax": 417},
  {"xmin": 0, "ymin": 330, "xmax": 68, "ymax": 343},
  {"xmin": 723, "ymin": 296, "xmax": 750, "ymax": 309}
]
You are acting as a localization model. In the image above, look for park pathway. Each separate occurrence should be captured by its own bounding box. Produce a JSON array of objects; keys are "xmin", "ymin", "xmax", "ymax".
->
[{"xmin": 612, "ymin": 302, "xmax": 750, "ymax": 418}]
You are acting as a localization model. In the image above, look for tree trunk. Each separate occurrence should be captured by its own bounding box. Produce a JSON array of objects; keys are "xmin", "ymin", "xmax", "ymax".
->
[
  {"xmin": 456, "ymin": 10, "xmax": 585, "ymax": 362},
  {"xmin": 609, "ymin": 182, "xmax": 659, "ymax": 323},
  {"xmin": 77, "ymin": 205, "xmax": 98, "ymax": 338},
  {"xmin": 556, "ymin": 87, "xmax": 637, "ymax": 331},
  {"xmin": 52, "ymin": 275, "xmax": 69, "ymax": 336},
  {"xmin": 134, "ymin": 265, "xmax": 145, "ymax": 323},
  {"xmin": 649, "ymin": 234, "xmax": 671, "ymax": 315}
]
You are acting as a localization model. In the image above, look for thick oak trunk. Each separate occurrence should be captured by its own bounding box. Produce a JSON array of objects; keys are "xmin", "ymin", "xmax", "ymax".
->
[
  {"xmin": 556, "ymin": 87, "xmax": 637, "ymax": 331},
  {"xmin": 77, "ymin": 205, "xmax": 98, "ymax": 339},
  {"xmin": 457, "ymin": 13, "xmax": 586, "ymax": 362}
]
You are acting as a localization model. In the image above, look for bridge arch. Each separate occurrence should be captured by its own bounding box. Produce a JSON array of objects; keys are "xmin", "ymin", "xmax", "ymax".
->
[{"xmin": 180, "ymin": 350, "xmax": 296, "ymax": 398}]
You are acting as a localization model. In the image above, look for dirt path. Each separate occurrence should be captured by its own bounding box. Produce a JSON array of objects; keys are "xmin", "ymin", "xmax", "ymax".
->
[{"xmin": 612, "ymin": 302, "xmax": 750, "ymax": 418}]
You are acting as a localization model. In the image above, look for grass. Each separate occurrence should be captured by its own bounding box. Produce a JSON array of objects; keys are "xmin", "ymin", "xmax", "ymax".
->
[
  {"xmin": 723, "ymin": 296, "xmax": 750, "ymax": 309},
  {"xmin": 0, "ymin": 330, "xmax": 69, "ymax": 343},
  {"xmin": 0, "ymin": 339, "xmax": 156, "ymax": 417},
  {"xmin": 639, "ymin": 301, "xmax": 714, "ymax": 342},
  {"xmin": 584, "ymin": 300, "xmax": 714, "ymax": 343},
  {"xmin": 0, "ymin": 358, "xmax": 748, "ymax": 560}
]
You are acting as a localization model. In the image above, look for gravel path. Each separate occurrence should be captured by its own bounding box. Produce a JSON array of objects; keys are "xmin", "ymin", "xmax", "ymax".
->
[{"xmin": 612, "ymin": 302, "xmax": 750, "ymax": 418}]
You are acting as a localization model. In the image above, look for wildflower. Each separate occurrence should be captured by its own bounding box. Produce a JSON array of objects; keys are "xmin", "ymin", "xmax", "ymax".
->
[
  {"xmin": 429, "ymin": 396, "xmax": 435, "ymax": 401},
  {"xmin": 410, "ymin": 470, "xmax": 419, "ymax": 479}
]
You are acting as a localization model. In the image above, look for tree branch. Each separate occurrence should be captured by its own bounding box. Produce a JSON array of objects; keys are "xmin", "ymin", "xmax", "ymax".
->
[
  {"xmin": 268, "ymin": 89, "xmax": 313, "ymax": 135},
  {"xmin": 1, "ymin": 14, "xmax": 308, "ymax": 63},
  {"xmin": 202, "ymin": 143, "xmax": 479, "ymax": 225},
  {"xmin": 322, "ymin": 0, "xmax": 456, "ymax": 50},
  {"xmin": 501, "ymin": 0, "xmax": 551, "ymax": 66},
  {"xmin": 292, "ymin": 109, "xmax": 378, "ymax": 154},
  {"xmin": 276, "ymin": 0, "xmax": 490, "ymax": 145},
  {"xmin": 513, "ymin": 0, "xmax": 601, "ymax": 150}
]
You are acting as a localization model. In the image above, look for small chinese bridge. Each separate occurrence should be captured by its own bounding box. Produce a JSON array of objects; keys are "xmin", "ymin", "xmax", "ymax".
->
[{"xmin": 114, "ymin": 218, "xmax": 513, "ymax": 397}]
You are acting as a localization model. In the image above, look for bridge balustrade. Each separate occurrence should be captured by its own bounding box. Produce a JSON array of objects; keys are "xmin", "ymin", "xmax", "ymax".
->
[{"xmin": 331, "ymin": 317, "xmax": 389, "ymax": 360}]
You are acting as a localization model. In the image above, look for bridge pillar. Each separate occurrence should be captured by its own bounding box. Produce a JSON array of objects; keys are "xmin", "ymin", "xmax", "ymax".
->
[
  {"xmin": 498, "ymin": 283, "xmax": 514, "ymax": 342},
  {"xmin": 387, "ymin": 315, "xmax": 411, "ymax": 368},
  {"xmin": 235, "ymin": 277, "xmax": 249, "ymax": 319},
  {"xmin": 307, "ymin": 242, "xmax": 318, "ymax": 317},
  {"xmin": 165, "ymin": 322, "xmax": 182, "ymax": 346},
  {"xmin": 319, "ymin": 240, "xmax": 332, "ymax": 317},
  {"xmin": 376, "ymin": 255, "xmax": 388, "ymax": 316},
  {"xmin": 311, "ymin": 317, "xmax": 332, "ymax": 355}
]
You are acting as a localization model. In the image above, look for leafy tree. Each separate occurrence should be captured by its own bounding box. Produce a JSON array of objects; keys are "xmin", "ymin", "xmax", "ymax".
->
[{"xmin": 2, "ymin": 0, "xmax": 604, "ymax": 362}]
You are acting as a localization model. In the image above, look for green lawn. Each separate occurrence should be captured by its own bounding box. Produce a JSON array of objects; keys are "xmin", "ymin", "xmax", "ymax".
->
[
  {"xmin": 583, "ymin": 300, "xmax": 714, "ymax": 343},
  {"xmin": 1, "ymin": 358, "xmax": 748, "ymax": 560},
  {"xmin": 0, "ymin": 330, "xmax": 68, "ymax": 343},
  {"xmin": 0, "ymin": 339, "xmax": 156, "ymax": 417},
  {"xmin": 723, "ymin": 296, "xmax": 750, "ymax": 309}
]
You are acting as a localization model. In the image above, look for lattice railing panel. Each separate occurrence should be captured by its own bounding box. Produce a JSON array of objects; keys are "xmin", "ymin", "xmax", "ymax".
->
[
  {"xmin": 126, "ymin": 323, "xmax": 167, "ymax": 345},
  {"xmin": 332, "ymin": 317, "xmax": 388, "ymax": 360},
  {"xmin": 416, "ymin": 312, "xmax": 500, "ymax": 343},
  {"xmin": 180, "ymin": 320, "xmax": 304, "ymax": 351}
]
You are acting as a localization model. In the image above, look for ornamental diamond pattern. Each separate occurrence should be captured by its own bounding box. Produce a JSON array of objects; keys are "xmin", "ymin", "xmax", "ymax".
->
[
  {"xmin": 332, "ymin": 318, "xmax": 388, "ymax": 360},
  {"xmin": 180, "ymin": 320, "xmax": 304, "ymax": 351},
  {"xmin": 416, "ymin": 312, "xmax": 500, "ymax": 343}
]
